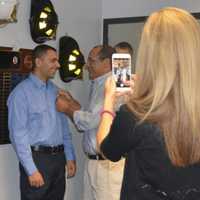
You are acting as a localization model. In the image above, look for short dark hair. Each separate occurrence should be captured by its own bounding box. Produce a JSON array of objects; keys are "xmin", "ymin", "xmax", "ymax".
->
[
  {"xmin": 94, "ymin": 45, "xmax": 115, "ymax": 65},
  {"xmin": 114, "ymin": 42, "xmax": 133, "ymax": 56},
  {"xmin": 32, "ymin": 44, "xmax": 57, "ymax": 69}
]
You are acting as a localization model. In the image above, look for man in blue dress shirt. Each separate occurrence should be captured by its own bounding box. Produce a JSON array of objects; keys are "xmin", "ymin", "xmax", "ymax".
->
[
  {"xmin": 56, "ymin": 45, "xmax": 125, "ymax": 200},
  {"xmin": 7, "ymin": 44, "xmax": 76, "ymax": 200}
]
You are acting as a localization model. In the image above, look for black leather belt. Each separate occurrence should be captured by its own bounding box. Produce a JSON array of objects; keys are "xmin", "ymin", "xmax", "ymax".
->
[
  {"xmin": 31, "ymin": 145, "xmax": 64, "ymax": 154},
  {"xmin": 87, "ymin": 153, "xmax": 105, "ymax": 160}
]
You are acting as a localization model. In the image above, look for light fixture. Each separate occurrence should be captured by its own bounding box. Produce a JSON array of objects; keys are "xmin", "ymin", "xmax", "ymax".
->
[
  {"xmin": 0, "ymin": 0, "xmax": 18, "ymax": 27},
  {"xmin": 29, "ymin": 0, "xmax": 58, "ymax": 43},
  {"xmin": 59, "ymin": 36, "xmax": 85, "ymax": 82}
]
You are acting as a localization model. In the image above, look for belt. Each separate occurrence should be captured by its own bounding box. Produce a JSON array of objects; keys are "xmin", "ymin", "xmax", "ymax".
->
[
  {"xmin": 31, "ymin": 145, "xmax": 64, "ymax": 154},
  {"xmin": 87, "ymin": 153, "xmax": 105, "ymax": 160}
]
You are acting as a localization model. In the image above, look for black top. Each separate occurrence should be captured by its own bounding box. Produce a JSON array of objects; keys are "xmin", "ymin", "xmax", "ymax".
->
[{"xmin": 101, "ymin": 105, "xmax": 200, "ymax": 200}]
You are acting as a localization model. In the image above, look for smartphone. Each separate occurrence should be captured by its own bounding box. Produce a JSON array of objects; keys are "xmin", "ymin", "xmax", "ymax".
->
[{"xmin": 112, "ymin": 53, "xmax": 131, "ymax": 91}]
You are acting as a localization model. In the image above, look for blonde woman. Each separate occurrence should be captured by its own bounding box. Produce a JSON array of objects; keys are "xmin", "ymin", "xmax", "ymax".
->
[{"xmin": 97, "ymin": 7, "xmax": 200, "ymax": 200}]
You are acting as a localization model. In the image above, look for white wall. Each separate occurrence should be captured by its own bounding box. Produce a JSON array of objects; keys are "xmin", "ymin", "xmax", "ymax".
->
[
  {"xmin": 103, "ymin": 0, "xmax": 200, "ymax": 18},
  {"xmin": 1, "ymin": 1, "xmax": 200, "ymax": 199},
  {"xmin": 0, "ymin": 0, "xmax": 102, "ymax": 200}
]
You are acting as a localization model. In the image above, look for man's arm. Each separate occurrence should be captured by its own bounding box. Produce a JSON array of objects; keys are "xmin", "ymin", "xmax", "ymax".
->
[
  {"xmin": 60, "ymin": 113, "xmax": 76, "ymax": 177},
  {"xmin": 7, "ymin": 89, "xmax": 37, "ymax": 175},
  {"xmin": 56, "ymin": 93, "xmax": 102, "ymax": 131},
  {"xmin": 56, "ymin": 92, "xmax": 81, "ymax": 119},
  {"xmin": 7, "ymin": 89, "xmax": 44, "ymax": 187},
  {"xmin": 73, "ymin": 108, "xmax": 101, "ymax": 131}
]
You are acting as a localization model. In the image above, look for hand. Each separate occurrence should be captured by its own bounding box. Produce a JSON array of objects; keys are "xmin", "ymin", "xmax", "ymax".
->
[
  {"xmin": 66, "ymin": 160, "xmax": 76, "ymax": 178},
  {"xmin": 104, "ymin": 75, "xmax": 136, "ymax": 109},
  {"xmin": 104, "ymin": 76, "xmax": 116, "ymax": 102},
  {"xmin": 28, "ymin": 171, "xmax": 44, "ymax": 188},
  {"xmin": 123, "ymin": 74, "xmax": 136, "ymax": 102},
  {"xmin": 58, "ymin": 90, "xmax": 73, "ymax": 101},
  {"xmin": 56, "ymin": 94, "xmax": 81, "ymax": 118},
  {"xmin": 56, "ymin": 95, "xmax": 70, "ymax": 113}
]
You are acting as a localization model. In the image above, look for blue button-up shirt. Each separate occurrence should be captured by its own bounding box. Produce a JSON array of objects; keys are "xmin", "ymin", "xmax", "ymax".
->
[
  {"xmin": 7, "ymin": 73, "xmax": 75, "ymax": 176},
  {"xmin": 73, "ymin": 72, "xmax": 111, "ymax": 155}
]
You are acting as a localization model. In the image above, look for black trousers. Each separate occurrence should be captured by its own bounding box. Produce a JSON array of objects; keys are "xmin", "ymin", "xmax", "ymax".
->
[{"xmin": 19, "ymin": 151, "xmax": 66, "ymax": 200}]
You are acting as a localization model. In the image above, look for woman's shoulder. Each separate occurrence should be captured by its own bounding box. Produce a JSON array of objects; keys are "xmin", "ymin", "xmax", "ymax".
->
[
  {"xmin": 117, "ymin": 105, "xmax": 146, "ymax": 129},
  {"xmin": 118, "ymin": 105, "xmax": 162, "ymax": 141},
  {"xmin": 117, "ymin": 104, "xmax": 136, "ymax": 120}
]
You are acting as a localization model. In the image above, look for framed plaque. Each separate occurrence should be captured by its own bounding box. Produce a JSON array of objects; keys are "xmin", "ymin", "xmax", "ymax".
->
[{"xmin": 0, "ymin": 47, "xmax": 32, "ymax": 144}]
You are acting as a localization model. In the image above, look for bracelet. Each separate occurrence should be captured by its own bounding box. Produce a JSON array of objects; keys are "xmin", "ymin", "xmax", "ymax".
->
[{"xmin": 100, "ymin": 110, "xmax": 116, "ymax": 118}]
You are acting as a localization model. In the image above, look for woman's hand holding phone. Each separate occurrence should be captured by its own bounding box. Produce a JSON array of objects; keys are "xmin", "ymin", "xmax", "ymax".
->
[
  {"xmin": 104, "ymin": 74, "xmax": 136, "ymax": 109},
  {"xmin": 112, "ymin": 53, "xmax": 132, "ymax": 92}
]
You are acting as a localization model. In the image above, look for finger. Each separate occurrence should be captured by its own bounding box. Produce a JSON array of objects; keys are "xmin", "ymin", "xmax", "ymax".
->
[
  {"xmin": 58, "ymin": 91, "xmax": 71, "ymax": 99},
  {"xmin": 39, "ymin": 180, "xmax": 45, "ymax": 187},
  {"xmin": 67, "ymin": 170, "xmax": 74, "ymax": 178},
  {"xmin": 58, "ymin": 89, "xmax": 66, "ymax": 94},
  {"xmin": 31, "ymin": 181, "xmax": 37, "ymax": 187},
  {"xmin": 110, "ymin": 77, "xmax": 116, "ymax": 85},
  {"xmin": 30, "ymin": 181, "xmax": 34, "ymax": 187},
  {"xmin": 35, "ymin": 182, "xmax": 40, "ymax": 188},
  {"xmin": 67, "ymin": 92, "xmax": 73, "ymax": 98},
  {"xmin": 67, "ymin": 171, "xmax": 72, "ymax": 178},
  {"xmin": 35, "ymin": 180, "xmax": 43, "ymax": 188},
  {"xmin": 60, "ymin": 91, "xmax": 72, "ymax": 99},
  {"xmin": 42, "ymin": 177, "xmax": 45, "ymax": 185},
  {"xmin": 68, "ymin": 166, "xmax": 75, "ymax": 177},
  {"xmin": 57, "ymin": 95, "xmax": 69, "ymax": 103},
  {"xmin": 132, "ymin": 74, "xmax": 137, "ymax": 80}
]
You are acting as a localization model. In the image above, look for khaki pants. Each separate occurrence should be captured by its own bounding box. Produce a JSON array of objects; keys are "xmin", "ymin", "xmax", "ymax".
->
[{"xmin": 83, "ymin": 157, "xmax": 125, "ymax": 200}]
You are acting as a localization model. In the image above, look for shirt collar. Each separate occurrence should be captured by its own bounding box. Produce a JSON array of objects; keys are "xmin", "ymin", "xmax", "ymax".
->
[
  {"xmin": 92, "ymin": 72, "xmax": 111, "ymax": 86},
  {"xmin": 29, "ymin": 73, "xmax": 49, "ymax": 89}
]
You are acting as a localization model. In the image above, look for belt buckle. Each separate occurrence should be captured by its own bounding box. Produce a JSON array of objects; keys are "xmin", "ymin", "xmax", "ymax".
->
[
  {"xmin": 33, "ymin": 146, "xmax": 39, "ymax": 151},
  {"xmin": 51, "ymin": 147, "xmax": 57, "ymax": 155}
]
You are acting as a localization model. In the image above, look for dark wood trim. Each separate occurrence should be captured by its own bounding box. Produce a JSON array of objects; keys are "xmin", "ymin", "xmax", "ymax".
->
[
  {"xmin": 103, "ymin": 12, "xmax": 200, "ymax": 45},
  {"xmin": 103, "ymin": 16, "xmax": 147, "ymax": 45},
  {"xmin": 192, "ymin": 12, "xmax": 200, "ymax": 18}
]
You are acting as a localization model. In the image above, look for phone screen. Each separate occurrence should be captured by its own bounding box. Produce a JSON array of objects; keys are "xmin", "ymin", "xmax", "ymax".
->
[{"xmin": 112, "ymin": 53, "xmax": 131, "ymax": 91}]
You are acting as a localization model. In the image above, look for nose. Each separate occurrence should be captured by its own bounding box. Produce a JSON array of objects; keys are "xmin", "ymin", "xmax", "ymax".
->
[{"xmin": 57, "ymin": 61, "xmax": 61, "ymax": 68}]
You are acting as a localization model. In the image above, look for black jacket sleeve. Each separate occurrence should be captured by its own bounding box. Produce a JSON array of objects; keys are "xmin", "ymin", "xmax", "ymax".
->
[{"xmin": 100, "ymin": 105, "xmax": 141, "ymax": 162}]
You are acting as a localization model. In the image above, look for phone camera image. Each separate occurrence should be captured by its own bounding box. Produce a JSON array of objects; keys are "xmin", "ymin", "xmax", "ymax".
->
[{"xmin": 112, "ymin": 53, "xmax": 131, "ymax": 91}]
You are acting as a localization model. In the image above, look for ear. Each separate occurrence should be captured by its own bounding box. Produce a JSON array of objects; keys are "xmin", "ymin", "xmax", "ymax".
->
[
  {"xmin": 35, "ymin": 57, "xmax": 41, "ymax": 68},
  {"xmin": 103, "ymin": 58, "xmax": 111, "ymax": 70}
]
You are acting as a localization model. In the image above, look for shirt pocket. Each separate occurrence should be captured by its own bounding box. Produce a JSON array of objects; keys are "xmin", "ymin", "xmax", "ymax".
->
[{"xmin": 28, "ymin": 105, "xmax": 47, "ymax": 129}]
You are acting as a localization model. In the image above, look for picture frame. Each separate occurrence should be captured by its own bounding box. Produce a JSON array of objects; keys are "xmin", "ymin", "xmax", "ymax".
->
[{"xmin": 103, "ymin": 12, "xmax": 200, "ymax": 70}]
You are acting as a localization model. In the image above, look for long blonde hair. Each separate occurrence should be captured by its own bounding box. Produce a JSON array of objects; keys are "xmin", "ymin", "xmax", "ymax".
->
[{"xmin": 128, "ymin": 7, "xmax": 200, "ymax": 166}]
